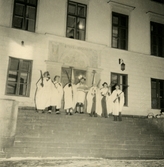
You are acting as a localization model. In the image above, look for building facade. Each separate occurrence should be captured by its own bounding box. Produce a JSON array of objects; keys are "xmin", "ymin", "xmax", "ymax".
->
[{"xmin": 0, "ymin": 0, "xmax": 164, "ymax": 116}]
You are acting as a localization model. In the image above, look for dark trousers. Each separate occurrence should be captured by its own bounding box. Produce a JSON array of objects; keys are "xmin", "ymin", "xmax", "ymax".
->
[{"xmin": 101, "ymin": 96, "xmax": 107, "ymax": 117}]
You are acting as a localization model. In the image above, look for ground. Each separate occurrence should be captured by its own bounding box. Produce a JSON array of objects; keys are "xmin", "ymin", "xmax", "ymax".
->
[{"xmin": 0, "ymin": 158, "xmax": 164, "ymax": 167}]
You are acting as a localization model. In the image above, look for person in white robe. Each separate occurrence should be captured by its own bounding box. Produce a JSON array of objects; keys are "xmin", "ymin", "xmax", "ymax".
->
[
  {"xmin": 87, "ymin": 84, "xmax": 102, "ymax": 117},
  {"xmin": 35, "ymin": 71, "xmax": 53, "ymax": 113},
  {"xmin": 111, "ymin": 84, "xmax": 124, "ymax": 121},
  {"xmin": 75, "ymin": 75, "xmax": 88, "ymax": 114},
  {"xmin": 51, "ymin": 75, "xmax": 63, "ymax": 114},
  {"xmin": 63, "ymin": 81, "xmax": 77, "ymax": 115}
]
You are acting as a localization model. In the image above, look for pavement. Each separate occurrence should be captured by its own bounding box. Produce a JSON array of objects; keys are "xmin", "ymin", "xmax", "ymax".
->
[{"xmin": 0, "ymin": 158, "xmax": 164, "ymax": 167}]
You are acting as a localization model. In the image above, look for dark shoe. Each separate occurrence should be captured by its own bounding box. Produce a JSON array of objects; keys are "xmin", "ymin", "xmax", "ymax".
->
[
  {"xmin": 80, "ymin": 112, "xmax": 84, "ymax": 114},
  {"xmin": 70, "ymin": 112, "xmax": 73, "ymax": 115},
  {"xmin": 89, "ymin": 113, "xmax": 93, "ymax": 117},
  {"xmin": 75, "ymin": 111, "xmax": 78, "ymax": 114},
  {"xmin": 56, "ymin": 111, "xmax": 60, "ymax": 114}
]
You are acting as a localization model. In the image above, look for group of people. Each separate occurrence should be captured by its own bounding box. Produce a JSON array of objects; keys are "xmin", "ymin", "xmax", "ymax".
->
[{"xmin": 35, "ymin": 71, "xmax": 125, "ymax": 121}]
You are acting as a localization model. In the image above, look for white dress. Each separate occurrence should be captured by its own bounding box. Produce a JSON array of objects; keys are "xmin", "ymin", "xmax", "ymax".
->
[
  {"xmin": 35, "ymin": 78, "xmax": 53, "ymax": 110},
  {"xmin": 111, "ymin": 89, "xmax": 124, "ymax": 116},
  {"xmin": 52, "ymin": 81, "xmax": 63, "ymax": 108},
  {"xmin": 63, "ymin": 83, "xmax": 77, "ymax": 110}
]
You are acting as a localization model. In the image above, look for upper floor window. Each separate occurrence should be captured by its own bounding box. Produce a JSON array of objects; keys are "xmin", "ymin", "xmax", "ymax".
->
[
  {"xmin": 111, "ymin": 73, "xmax": 128, "ymax": 106},
  {"xmin": 151, "ymin": 79, "xmax": 164, "ymax": 109},
  {"xmin": 66, "ymin": 1, "xmax": 87, "ymax": 40},
  {"xmin": 12, "ymin": 0, "xmax": 38, "ymax": 32},
  {"xmin": 112, "ymin": 12, "xmax": 128, "ymax": 50},
  {"xmin": 151, "ymin": 22, "xmax": 164, "ymax": 58},
  {"xmin": 151, "ymin": 0, "xmax": 164, "ymax": 4},
  {"xmin": 6, "ymin": 57, "xmax": 32, "ymax": 97}
]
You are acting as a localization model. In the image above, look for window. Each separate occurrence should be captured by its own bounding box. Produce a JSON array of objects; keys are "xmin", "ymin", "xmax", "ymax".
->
[
  {"xmin": 12, "ymin": 0, "xmax": 38, "ymax": 32},
  {"xmin": 66, "ymin": 1, "xmax": 87, "ymax": 40},
  {"xmin": 61, "ymin": 67, "xmax": 86, "ymax": 86},
  {"xmin": 151, "ymin": 22, "xmax": 164, "ymax": 57},
  {"xmin": 151, "ymin": 0, "xmax": 164, "ymax": 4},
  {"xmin": 112, "ymin": 12, "xmax": 128, "ymax": 50},
  {"xmin": 111, "ymin": 73, "xmax": 128, "ymax": 106},
  {"xmin": 151, "ymin": 79, "xmax": 164, "ymax": 109},
  {"xmin": 6, "ymin": 57, "xmax": 32, "ymax": 96}
]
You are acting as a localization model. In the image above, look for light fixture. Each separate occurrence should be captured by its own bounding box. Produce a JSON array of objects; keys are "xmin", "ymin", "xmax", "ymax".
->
[
  {"xmin": 21, "ymin": 41, "xmax": 24, "ymax": 46},
  {"xmin": 119, "ymin": 58, "xmax": 125, "ymax": 71}
]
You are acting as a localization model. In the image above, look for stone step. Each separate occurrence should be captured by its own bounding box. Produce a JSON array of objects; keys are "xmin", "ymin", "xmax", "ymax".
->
[{"xmin": 5, "ymin": 109, "xmax": 164, "ymax": 159}]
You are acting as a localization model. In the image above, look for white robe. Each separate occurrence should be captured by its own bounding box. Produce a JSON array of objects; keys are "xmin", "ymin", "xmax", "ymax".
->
[
  {"xmin": 111, "ymin": 89, "xmax": 124, "ymax": 116},
  {"xmin": 52, "ymin": 81, "xmax": 63, "ymax": 108},
  {"xmin": 86, "ymin": 86, "xmax": 102, "ymax": 116},
  {"xmin": 63, "ymin": 83, "xmax": 77, "ymax": 110},
  {"xmin": 35, "ymin": 78, "xmax": 53, "ymax": 110}
]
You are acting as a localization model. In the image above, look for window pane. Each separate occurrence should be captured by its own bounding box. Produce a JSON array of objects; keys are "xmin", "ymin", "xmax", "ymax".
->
[
  {"xmin": 66, "ymin": 27, "xmax": 75, "ymax": 38},
  {"xmin": 67, "ymin": 16, "xmax": 76, "ymax": 28},
  {"xmin": 27, "ymin": 0, "xmax": 37, "ymax": 5},
  {"xmin": 26, "ymin": 19, "xmax": 35, "ymax": 32},
  {"xmin": 120, "ymin": 28, "xmax": 126, "ymax": 39},
  {"xmin": 152, "ymin": 98, "xmax": 158, "ymax": 108},
  {"xmin": 6, "ymin": 83, "xmax": 17, "ymax": 94},
  {"xmin": 15, "ymin": 3, "xmax": 25, "ymax": 16},
  {"xmin": 120, "ymin": 40, "xmax": 126, "ymax": 49},
  {"xmin": 22, "ymin": 61, "xmax": 30, "ymax": 71},
  {"xmin": 77, "ymin": 18, "xmax": 85, "ymax": 30},
  {"xmin": 77, "ymin": 30, "xmax": 85, "ymax": 40},
  {"xmin": 78, "ymin": 5, "xmax": 86, "ymax": 17},
  {"xmin": 19, "ymin": 84, "xmax": 27, "ymax": 95},
  {"xmin": 20, "ymin": 73, "xmax": 28, "ymax": 83},
  {"xmin": 26, "ymin": 6, "xmax": 36, "ymax": 19},
  {"xmin": 112, "ymin": 26, "xmax": 118, "ymax": 37},
  {"xmin": 112, "ymin": 37, "xmax": 118, "ymax": 48},
  {"xmin": 68, "ymin": 4, "xmax": 76, "ymax": 14},
  {"xmin": 13, "ymin": 17, "xmax": 23, "ymax": 28},
  {"xmin": 8, "ymin": 71, "xmax": 18, "ymax": 82},
  {"xmin": 9, "ymin": 59, "xmax": 19, "ymax": 70},
  {"xmin": 113, "ymin": 16, "xmax": 118, "ymax": 25},
  {"xmin": 120, "ymin": 16, "xmax": 127, "ymax": 27}
]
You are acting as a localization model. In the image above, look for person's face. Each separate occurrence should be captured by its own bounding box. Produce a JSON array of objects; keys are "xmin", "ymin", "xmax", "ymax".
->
[
  {"xmin": 80, "ymin": 78, "xmax": 85, "ymax": 83},
  {"xmin": 56, "ymin": 77, "xmax": 60, "ymax": 82},
  {"xmin": 115, "ymin": 85, "xmax": 119, "ymax": 90},
  {"xmin": 104, "ymin": 84, "xmax": 108, "ymax": 88}
]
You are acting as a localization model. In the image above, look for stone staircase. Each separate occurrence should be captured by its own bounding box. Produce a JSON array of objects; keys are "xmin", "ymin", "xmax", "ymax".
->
[{"xmin": 4, "ymin": 108, "xmax": 164, "ymax": 159}]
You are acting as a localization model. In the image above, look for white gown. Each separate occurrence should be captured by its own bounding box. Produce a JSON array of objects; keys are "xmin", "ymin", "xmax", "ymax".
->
[
  {"xmin": 111, "ymin": 89, "xmax": 124, "ymax": 116},
  {"xmin": 63, "ymin": 83, "xmax": 77, "ymax": 110},
  {"xmin": 52, "ymin": 81, "xmax": 63, "ymax": 108},
  {"xmin": 76, "ymin": 83, "xmax": 88, "ymax": 104},
  {"xmin": 35, "ymin": 78, "xmax": 53, "ymax": 110}
]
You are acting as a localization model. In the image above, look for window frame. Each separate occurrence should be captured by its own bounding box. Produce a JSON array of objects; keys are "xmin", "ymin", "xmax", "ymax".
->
[
  {"xmin": 5, "ymin": 57, "xmax": 33, "ymax": 97},
  {"xmin": 111, "ymin": 72, "xmax": 128, "ymax": 106},
  {"xmin": 12, "ymin": 0, "xmax": 38, "ymax": 32},
  {"xmin": 150, "ymin": 21, "xmax": 164, "ymax": 58},
  {"xmin": 112, "ymin": 12, "xmax": 129, "ymax": 50},
  {"xmin": 151, "ymin": 78, "xmax": 164, "ymax": 109},
  {"xmin": 66, "ymin": 0, "xmax": 87, "ymax": 40}
]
